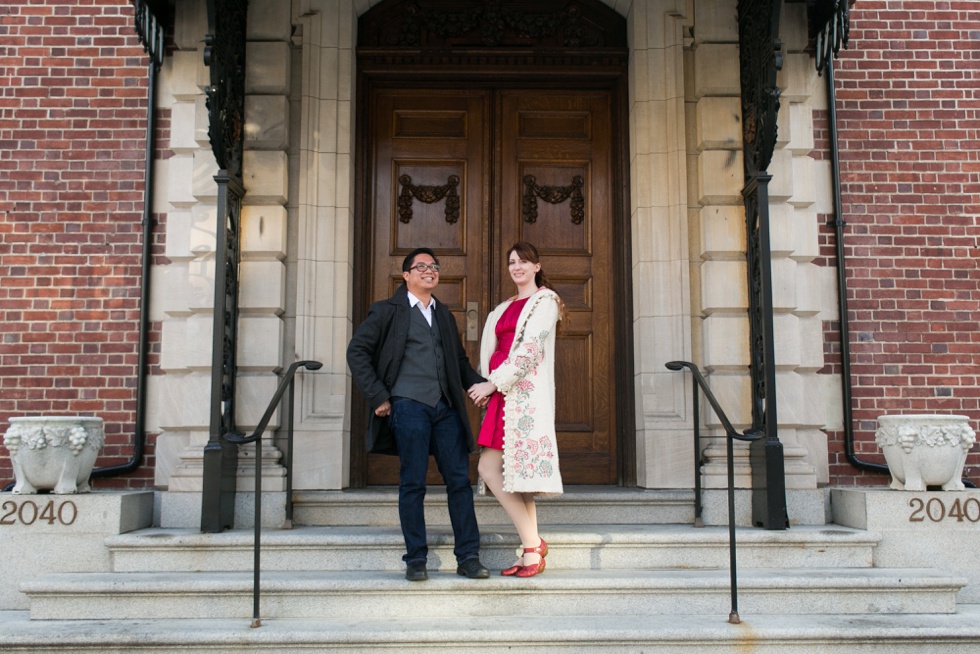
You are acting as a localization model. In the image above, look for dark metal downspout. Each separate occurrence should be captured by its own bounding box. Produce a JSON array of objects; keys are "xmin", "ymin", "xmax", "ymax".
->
[
  {"xmin": 814, "ymin": 3, "xmax": 907, "ymax": 479},
  {"xmin": 90, "ymin": 2, "xmax": 165, "ymax": 481},
  {"xmin": 823, "ymin": 60, "xmax": 888, "ymax": 478},
  {"xmin": 814, "ymin": 1, "xmax": 889, "ymax": 477}
]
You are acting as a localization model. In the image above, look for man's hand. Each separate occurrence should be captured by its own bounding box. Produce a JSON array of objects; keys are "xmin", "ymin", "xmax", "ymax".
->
[{"xmin": 374, "ymin": 400, "xmax": 391, "ymax": 417}]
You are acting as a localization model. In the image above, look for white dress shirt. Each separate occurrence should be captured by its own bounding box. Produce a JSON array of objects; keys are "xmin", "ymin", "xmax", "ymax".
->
[{"xmin": 407, "ymin": 291, "xmax": 435, "ymax": 326}]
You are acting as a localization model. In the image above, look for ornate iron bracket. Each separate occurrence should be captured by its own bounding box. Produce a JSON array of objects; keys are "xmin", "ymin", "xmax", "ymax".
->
[
  {"xmin": 398, "ymin": 174, "xmax": 460, "ymax": 223},
  {"xmin": 132, "ymin": 0, "xmax": 166, "ymax": 70},
  {"xmin": 738, "ymin": 0, "xmax": 783, "ymax": 176},
  {"xmin": 522, "ymin": 174, "xmax": 584, "ymax": 224},
  {"xmin": 204, "ymin": 0, "xmax": 248, "ymax": 179},
  {"xmin": 811, "ymin": 0, "xmax": 851, "ymax": 74}
]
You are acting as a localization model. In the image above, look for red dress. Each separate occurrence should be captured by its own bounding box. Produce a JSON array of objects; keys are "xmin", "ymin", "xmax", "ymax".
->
[{"xmin": 476, "ymin": 297, "xmax": 529, "ymax": 450}]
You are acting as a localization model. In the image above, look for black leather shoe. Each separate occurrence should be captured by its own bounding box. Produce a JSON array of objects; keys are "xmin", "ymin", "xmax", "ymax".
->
[
  {"xmin": 405, "ymin": 562, "xmax": 428, "ymax": 582},
  {"xmin": 456, "ymin": 558, "xmax": 490, "ymax": 579}
]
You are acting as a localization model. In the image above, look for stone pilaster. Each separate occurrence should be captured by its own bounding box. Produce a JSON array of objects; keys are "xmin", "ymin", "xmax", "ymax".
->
[
  {"xmin": 628, "ymin": 0, "xmax": 697, "ymax": 488},
  {"xmin": 688, "ymin": 0, "xmax": 752, "ymax": 487},
  {"xmin": 155, "ymin": 0, "xmax": 219, "ymax": 496},
  {"xmin": 286, "ymin": 0, "xmax": 360, "ymax": 490}
]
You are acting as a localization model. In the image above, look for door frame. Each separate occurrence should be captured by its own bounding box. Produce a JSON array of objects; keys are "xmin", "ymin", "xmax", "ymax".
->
[{"xmin": 351, "ymin": 53, "xmax": 635, "ymax": 488}]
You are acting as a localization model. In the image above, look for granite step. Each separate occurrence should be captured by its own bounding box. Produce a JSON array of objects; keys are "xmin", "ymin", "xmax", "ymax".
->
[
  {"xmin": 290, "ymin": 486, "xmax": 833, "ymax": 528},
  {"xmin": 104, "ymin": 524, "xmax": 879, "ymax": 573},
  {"xmin": 0, "ymin": 605, "xmax": 980, "ymax": 654},
  {"xmin": 4, "ymin": 608, "xmax": 980, "ymax": 654},
  {"xmin": 291, "ymin": 486, "xmax": 697, "ymax": 526},
  {"xmin": 22, "ymin": 567, "xmax": 964, "ymax": 621}
]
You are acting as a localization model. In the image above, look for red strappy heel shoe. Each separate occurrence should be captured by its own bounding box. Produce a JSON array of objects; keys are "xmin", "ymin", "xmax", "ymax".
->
[
  {"xmin": 500, "ymin": 561, "xmax": 523, "ymax": 576},
  {"xmin": 501, "ymin": 537, "xmax": 547, "ymax": 576},
  {"xmin": 515, "ymin": 547, "xmax": 546, "ymax": 577}
]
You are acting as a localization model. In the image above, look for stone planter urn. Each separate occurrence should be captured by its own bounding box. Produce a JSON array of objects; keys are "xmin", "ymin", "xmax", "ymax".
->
[
  {"xmin": 2, "ymin": 416, "xmax": 104, "ymax": 494},
  {"xmin": 875, "ymin": 414, "xmax": 977, "ymax": 491}
]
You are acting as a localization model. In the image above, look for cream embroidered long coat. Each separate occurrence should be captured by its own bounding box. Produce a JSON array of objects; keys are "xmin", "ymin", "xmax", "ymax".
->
[{"xmin": 479, "ymin": 288, "xmax": 564, "ymax": 496}]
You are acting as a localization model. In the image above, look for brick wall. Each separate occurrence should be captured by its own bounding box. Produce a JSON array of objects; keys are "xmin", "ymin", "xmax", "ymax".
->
[
  {"xmin": 0, "ymin": 1, "xmax": 164, "ymax": 489},
  {"xmin": 815, "ymin": 0, "xmax": 980, "ymax": 486}
]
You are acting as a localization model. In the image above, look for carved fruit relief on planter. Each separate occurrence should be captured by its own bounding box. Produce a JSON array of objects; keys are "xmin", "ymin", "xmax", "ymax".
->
[
  {"xmin": 2, "ymin": 417, "xmax": 105, "ymax": 494},
  {"xmin": 875, "ymin": 414, "xmax": 977, "ymax": 492}
]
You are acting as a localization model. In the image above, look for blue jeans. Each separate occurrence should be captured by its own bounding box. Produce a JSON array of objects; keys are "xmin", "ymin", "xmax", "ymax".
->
[{"xmin": 389, "ymin": 396, "xmax": 480, "ymax": 566}]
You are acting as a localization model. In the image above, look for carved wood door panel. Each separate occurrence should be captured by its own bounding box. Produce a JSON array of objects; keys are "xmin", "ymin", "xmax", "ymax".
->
[
  {"xmin": 365, "ymin": 89, "xmax": 490, "ymax": 485},
  {"xmin": 497, "ymin": 90, "xmax": 616, "ymax": 484},
  {"xmin": 364, "ymin": 87, "xmax": 616, "ymax": 485}
]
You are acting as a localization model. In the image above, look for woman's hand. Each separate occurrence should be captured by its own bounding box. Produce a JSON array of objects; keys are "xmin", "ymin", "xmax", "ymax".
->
[{"xmin": 468, "ymin": 381, "xmax": 497, "ymax": 407}]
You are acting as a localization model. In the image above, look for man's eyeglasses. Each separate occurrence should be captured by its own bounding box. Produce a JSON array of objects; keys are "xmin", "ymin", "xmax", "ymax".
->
[{"xmin": 409, "ymin": 263, "xmax": 440, "ymax": 273}]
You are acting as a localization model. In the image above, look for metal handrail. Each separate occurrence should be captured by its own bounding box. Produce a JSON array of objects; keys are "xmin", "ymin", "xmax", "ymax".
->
[
  {"xmin": 223, "ymin": 359, "xmax": 322, "ymax": 628},
  {"xmin": 665, "ymin": 360, "xmax": 763, "ymax": 625}
]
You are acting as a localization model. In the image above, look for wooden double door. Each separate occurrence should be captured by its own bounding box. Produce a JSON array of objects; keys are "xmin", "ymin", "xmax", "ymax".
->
[{"xmin": 362, "ymin": 86, "xmax": 618, "ymax": 485}]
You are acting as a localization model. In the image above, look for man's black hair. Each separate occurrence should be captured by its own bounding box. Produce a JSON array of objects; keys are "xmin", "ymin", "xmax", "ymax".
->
[{"xmin": 402, "ymin": 247, "xmax": 439, "ymax": 272}]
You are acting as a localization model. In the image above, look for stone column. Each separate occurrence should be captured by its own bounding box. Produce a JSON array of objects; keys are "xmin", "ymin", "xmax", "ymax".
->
[
  {"xmin": 769, "ymin": 2, "xmax": 834, "ymax": 488},
  {"xmin": 286, "ymin": 0, "xmax": 359, "ymax": 490},
  {"xmin": 628, "ymin": 0, "xmax": 697, "ymax": 488},
  {"xmin": 235, "ymin": 0, "xmax": 295, "ymax": 493}
]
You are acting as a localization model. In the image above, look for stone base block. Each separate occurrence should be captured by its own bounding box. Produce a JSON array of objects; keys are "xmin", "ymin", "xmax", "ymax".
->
[
  {"xmin": 832, "ymin": 487, "xmax": 980, "ymax": 603},
  {"xmin": 0, "ymin": 490, "xmax": 152, "ymax": 610},
  {"xmin": 700, "ymin": 488, "xmax": 829, "ymax": 527},
  {"xmin": 158, "ymin": 491, "xmax": 287, "ymax": 529}
]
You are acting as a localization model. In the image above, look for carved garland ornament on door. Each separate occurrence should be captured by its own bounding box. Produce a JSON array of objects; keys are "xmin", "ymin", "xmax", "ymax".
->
[
  {"xmin": 522, "ymin": 174, "xmax": 585, "ymax": 224},
  {"xmin": 397, "ymin": 174, "xmax": 461, "ymax": 223}
]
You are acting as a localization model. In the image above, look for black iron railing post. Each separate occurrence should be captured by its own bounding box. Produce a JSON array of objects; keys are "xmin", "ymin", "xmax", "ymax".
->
[
  {"xmin": 250, "ymin": 418, "xmax": 262, "ymax": 626},
  {"xmin": 693, "ymin": 380, "xmax": 703, "ymax": 528},
  {"xmin": 666, "ymin": 360, "xmax": 764, "ymax": 624},
  {"xmin": 737, "ymin": 0, "xmax": 788, "ymax": 531},
  {"xmin": 224, "ymin": 360, "xmax": 322, "ymax": 628},
  {"xmin": 285, "ymin": 378, "xmax": 296, "ymax": 528},
  {"xmin": 727, "ymin": 414, "xmax": 737, "ymax": 621}
]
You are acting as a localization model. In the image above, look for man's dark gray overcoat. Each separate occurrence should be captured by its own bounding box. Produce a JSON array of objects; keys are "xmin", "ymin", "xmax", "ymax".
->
[{"xmin": 346, "ymin": 284, "xmax": 484, "ymax": 455}]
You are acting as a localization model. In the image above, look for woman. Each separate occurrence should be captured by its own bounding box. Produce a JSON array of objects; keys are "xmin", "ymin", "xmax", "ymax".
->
[{"xmin": 468, "ymin": 242, "xmax": 565, "ymax": 577}]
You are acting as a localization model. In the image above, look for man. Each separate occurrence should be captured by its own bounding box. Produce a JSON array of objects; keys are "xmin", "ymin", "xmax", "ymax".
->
[{"xmin": 347, "ymin": 247, "xmax": 490, "ymax": 581}]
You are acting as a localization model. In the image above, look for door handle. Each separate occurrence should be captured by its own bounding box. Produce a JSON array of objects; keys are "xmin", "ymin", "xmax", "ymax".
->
[{"xmin": 466, "ymin": 301, "xmax": 479, "ymax": 342}]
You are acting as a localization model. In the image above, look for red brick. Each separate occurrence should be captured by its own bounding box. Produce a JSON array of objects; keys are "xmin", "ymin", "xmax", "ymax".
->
[
  {"xmin": 820, "ymin": 0, "xmax": 980, "ymax": 486},
  {"xmin": 0, "ymin": 0, "xmax": 161, "ymax": 491}
]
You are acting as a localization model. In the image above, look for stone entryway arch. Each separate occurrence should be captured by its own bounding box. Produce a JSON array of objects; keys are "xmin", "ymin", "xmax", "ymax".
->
[
  {"xmin": 287, "ymin": 0, "xmax": 699, "ymax": 492},
  {"xmin": 353, "ymin": 0, "xmax": 630, "ymax": 487}
]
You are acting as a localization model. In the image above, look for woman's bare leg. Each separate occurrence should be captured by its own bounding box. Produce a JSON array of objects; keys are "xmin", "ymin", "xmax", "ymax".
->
[{"xmin": 478, "ymin": 448, "xmax": 542, "ymax": 565}]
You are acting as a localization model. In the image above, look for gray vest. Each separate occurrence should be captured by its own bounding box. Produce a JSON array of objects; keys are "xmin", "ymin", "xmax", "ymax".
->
[{"xmin": 390, "ymin": 303, "xmax": 451, "ymax": 407}]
